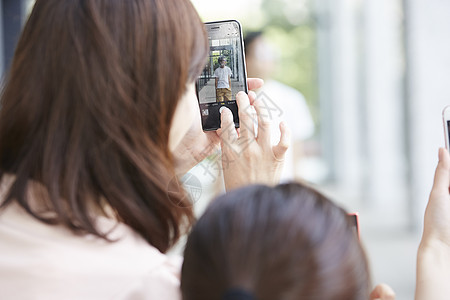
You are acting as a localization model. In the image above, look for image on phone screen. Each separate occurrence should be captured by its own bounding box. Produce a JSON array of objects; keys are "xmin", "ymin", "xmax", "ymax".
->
[
  {"xmin": 196, "ymin": 20, "xmax": 248, "ymax": 131},
  {"xmin": 447, "ymin": 120, "xmax": 450, "ymax": 146},
  {"xmin": 348, "ymin": 213, "xmax": 360, "ymax": 240}
]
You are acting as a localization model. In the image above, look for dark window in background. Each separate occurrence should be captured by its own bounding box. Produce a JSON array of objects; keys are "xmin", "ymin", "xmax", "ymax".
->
[{"xmin": 1, "ymin": 0, "xmax": 26, "ymax": 75}]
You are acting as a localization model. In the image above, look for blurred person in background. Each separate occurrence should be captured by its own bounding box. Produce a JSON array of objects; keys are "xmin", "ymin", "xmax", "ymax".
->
[{"xmin": 245, "ymin": 31, "xmax": 315, "ymax": 181}]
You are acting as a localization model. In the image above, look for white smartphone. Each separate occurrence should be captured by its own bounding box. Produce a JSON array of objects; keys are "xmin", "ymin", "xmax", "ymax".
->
[{"xmin": 443, "ymin": 105, "xmax": 450, "ymax": 149}]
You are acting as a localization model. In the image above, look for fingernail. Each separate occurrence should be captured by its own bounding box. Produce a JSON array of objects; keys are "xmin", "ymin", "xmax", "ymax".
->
[
  {"xmin": 439, "ymin": 148, "xmax": 443, "ymax": 161},
  {"xmin": 220, "ymin": 107, "xmax": 231, "ymax": 116}
]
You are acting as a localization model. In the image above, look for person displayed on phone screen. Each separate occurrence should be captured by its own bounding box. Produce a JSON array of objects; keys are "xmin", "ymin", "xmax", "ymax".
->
[{"xmin": 214, "ymin": 56, "xmax": 232, "ymax": 102}]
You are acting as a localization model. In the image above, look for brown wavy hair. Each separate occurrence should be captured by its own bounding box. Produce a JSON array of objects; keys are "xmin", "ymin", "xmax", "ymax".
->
[
  {"xmin": 0, "ymin": 0, "xmax": 208, "ymax": 252},
  {"xmin": 181, "ymin": 183, "xmax": 371, "ymax": 300}
]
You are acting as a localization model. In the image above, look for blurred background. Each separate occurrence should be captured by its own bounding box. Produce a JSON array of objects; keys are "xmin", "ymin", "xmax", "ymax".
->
[
  {"xmin": 1, "ymin": 0, "xmax": 449, "ymax": 299},
  {"xmin": 188, "ymin": 1, "xmax": 450, "ymax": 299}
]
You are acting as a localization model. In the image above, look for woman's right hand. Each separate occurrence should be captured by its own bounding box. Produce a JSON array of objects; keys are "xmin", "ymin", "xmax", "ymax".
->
[
  {"xmin": 420, "ymin": 147, "xmax": 450, "ymax": 249},
  {"xmin": 415, "ymin": 147, "xmax": 450, "ymax": 300},
  {"xmin": 218, "ymin": 90, "xmax": 290, "ymax": 191}
]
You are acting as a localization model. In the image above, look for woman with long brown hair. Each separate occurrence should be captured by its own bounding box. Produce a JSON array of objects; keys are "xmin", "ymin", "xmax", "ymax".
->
[{"xmin": 0, "ymin": 0, "xmax": 289, "ymax": 298}]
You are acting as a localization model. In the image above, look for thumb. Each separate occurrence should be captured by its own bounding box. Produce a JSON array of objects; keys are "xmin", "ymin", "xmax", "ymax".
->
[
  {"xmin": 219, "ymin": 106, "xmax": 238, "ymax": 143},
  {"xmin": 432, "ymin": 148, "xmax": 450, "ymax": 194}
]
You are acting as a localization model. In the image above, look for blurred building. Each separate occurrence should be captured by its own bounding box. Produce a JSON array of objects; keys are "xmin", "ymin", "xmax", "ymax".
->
[
  {"xmin": 312, "ymin": 3, "xmax": 450, "ymax": 299},
  {"xmin": 192, "ymin": 1, "xmax": 450, "ymax": 299},
  {"xmin": 315, "ymin": 0, "xmax": 450, "ymax": 232}
]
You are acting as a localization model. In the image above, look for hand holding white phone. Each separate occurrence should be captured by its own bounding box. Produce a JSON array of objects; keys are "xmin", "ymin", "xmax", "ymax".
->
[{"xmin": 414, "ymin": 108, "xmax": 450, "ymax": 300}]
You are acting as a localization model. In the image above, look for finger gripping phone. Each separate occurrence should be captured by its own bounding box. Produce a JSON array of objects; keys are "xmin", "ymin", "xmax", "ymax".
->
[{"xmin": 196, "ymin": 20, "xmax": 248, "ymax": 131}]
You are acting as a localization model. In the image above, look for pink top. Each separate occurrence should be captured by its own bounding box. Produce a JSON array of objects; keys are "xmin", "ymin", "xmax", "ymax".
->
[{"xmin": 0, "ymin": 177, "xmax": 182, "ymax": 300}]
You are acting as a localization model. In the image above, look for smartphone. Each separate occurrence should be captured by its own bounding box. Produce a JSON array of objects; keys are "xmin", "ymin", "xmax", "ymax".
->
[
  {"xmin": 196, "ymin": 20, "xmax": 248, "ymax": 131},
  {"xmin": 348, "ymin": 213, "xmax": 360, "ymax": 240},
  {"xmin": 443, "ymin": 105, "xmax": 450, "ymax": 149}
]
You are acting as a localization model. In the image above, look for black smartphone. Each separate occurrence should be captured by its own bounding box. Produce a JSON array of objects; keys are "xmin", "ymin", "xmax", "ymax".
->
[
  {"xmin": 196, "ymin": 20, "xmax": 248, "ymax": 131},
  {"xmin": 348, "ymin": 213, "xmax": 360, "ymax": 240}
]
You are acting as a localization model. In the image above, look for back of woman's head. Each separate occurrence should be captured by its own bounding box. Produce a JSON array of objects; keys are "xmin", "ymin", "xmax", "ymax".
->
[
  {"xmin": 0, "ymin": 0, "xmax": 208, "ymax": 252},
  {"xmin": 181, "ymin": 183, "xmax": 371, "ymax": 300}
]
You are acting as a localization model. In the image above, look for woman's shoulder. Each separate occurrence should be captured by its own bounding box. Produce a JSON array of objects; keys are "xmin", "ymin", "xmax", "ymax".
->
[
  {"xmin": 0, "ymin": 200, "xmax": 182, "ymax": 300},
  {"xmin": 113, "ymin": 254, "xmax": 182, "ymax": 299}
]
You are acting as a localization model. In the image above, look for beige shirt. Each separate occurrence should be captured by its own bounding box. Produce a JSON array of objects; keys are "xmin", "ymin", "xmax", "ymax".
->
[{"xmin": 0, "ymin": 180, "xmax": 182, "ymax": 300}]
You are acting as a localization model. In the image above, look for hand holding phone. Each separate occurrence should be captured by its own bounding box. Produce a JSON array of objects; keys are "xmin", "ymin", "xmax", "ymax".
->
[
  {"xmin": 415, "ymin": 147, "xmax": 450, "ymax": 300},
  {"xmin": 219, "ymin": 91, "xmax": 290, "ymax": 191},
  {"xmin": 172, "ymin": 78, "xmax": 264, "ymax": 176}
]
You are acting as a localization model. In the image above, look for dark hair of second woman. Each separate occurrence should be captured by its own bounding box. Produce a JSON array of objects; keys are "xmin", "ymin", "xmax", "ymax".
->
[
  {"xmin": 0, "ymin": 0, "xmax": 208, "ymax": 252},
  {"xmin": 181, "ymin": 183, "xmax": 371, "ymax": 300}
]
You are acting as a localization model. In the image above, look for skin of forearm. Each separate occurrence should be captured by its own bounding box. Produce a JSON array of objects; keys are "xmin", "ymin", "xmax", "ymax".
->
[{"xmin": 415, "ymin": 243, "xmax": 450, "ymax": 300}]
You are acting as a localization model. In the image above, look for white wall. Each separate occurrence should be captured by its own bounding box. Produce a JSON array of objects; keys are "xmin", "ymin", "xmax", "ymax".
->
[
  {"xmin": 362, "ymin": 0, "xmax": 408, "ymax": 224},
  {"xmin": 317, "ymin": 0, "xmax": 408, "ymax": 227},
  {"xmin": 316, "ymin": 0, "xmax": 363, "ymax": 190},
  {"xmin": 406, "ymin": 0, "xmax": 450, "ymax": 229}
]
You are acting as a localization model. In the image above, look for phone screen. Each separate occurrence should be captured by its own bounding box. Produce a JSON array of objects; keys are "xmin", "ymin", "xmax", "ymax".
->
[
  {"xmin": 196, "ymin": 20, "xmax": 248, "ymax": 131},
  {"xmin": 348, "ymin": 213, "xmax": 360, "ymax": 240},
  {"xmin": 447, "ymin": 120, "xmax": 450, "ymax": 148}
]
